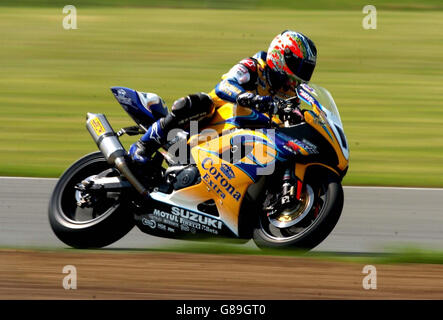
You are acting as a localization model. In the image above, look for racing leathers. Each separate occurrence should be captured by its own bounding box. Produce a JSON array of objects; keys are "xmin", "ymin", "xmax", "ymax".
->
[
  {"xmin": 129, "ymin": 51, "xmax": 301, "ymax": 164},
  {"xmin": 210, "ymin": 51, "xmax": 299, "ymax": 109}
]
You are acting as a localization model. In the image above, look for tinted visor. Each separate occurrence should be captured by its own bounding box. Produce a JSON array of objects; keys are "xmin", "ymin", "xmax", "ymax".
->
[{"xmin": 285, "ymin": 54, "xmax": 315, "ymax": 82}]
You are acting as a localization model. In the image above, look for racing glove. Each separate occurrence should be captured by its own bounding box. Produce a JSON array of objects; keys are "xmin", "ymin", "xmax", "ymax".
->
[{"xmin": 236, "ymin": 92, "xmax": 274, "ymax": 113}]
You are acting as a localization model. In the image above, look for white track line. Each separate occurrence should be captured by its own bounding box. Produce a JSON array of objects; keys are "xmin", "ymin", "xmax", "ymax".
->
[
  {"xmin": 0, "ymin": 176, "xmax": 57, "ymax": 181},
  {"xmin": 0, "ymin": 176, "xmax": 442, "ymax": 191}
]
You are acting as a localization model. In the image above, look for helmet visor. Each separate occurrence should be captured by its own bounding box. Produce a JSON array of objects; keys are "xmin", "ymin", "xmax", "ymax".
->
[{"xmin": 285, "ymin": 54, "xmax": 315, "ymax": 82}]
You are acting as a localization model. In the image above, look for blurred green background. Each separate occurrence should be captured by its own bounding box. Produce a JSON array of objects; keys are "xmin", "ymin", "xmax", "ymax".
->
[{"xmin": 0, "ymin": 1, "xmax": 442, "ymax": 186}]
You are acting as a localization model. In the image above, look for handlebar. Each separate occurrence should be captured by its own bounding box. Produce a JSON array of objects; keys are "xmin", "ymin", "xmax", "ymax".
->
[{"xmin": 268, "ymin": 97, "xmax": 303, "ymax": 126}]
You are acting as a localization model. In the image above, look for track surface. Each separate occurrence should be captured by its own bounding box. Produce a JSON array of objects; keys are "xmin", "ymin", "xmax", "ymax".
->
[
  {"xmin": 2, "ymin": 250, "xmax": 442, "ymax": 299},
  {"xmin": 0, "ymin": 177, "xmax": 442, "ymax": 252}
]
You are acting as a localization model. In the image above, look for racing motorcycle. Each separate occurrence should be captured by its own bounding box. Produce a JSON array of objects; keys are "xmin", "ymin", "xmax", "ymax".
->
[{"xmin": 48, "ymin": 83, "xmax": 349, "ymax": 250}]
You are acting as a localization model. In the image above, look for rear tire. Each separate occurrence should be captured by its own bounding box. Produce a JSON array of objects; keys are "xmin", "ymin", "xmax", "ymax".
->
[
  {"xmin": 253, "ymin": 172, "xmax": 344, "ymax": 251},
  {"xmin": 48, "ymin": 152, "xmax": 135, "ymax": 248}
]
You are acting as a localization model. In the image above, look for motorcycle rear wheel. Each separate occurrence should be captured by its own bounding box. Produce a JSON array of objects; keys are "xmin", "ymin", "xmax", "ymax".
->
[
  {"xmin": 48, "ymin": 152, "xmax": 135, "ymax": 248},
  {"xmin": 252, "ymin": 172, "xmax": 343, "ymax": 251}
]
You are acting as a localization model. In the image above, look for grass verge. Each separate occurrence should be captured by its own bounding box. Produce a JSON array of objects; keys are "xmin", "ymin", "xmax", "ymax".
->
[
  {"xmin": 2, "ymin": 242, "xmax": 443, "ymax": 264},
  {"xmin": 0, "ymin": 7, "xmax": 442, "ymax": 186}
]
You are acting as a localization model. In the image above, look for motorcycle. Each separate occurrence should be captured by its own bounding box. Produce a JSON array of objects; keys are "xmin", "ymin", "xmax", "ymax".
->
[{"xmin": 48, "ymin": 83, "xmax": 349, "ymax": 250}]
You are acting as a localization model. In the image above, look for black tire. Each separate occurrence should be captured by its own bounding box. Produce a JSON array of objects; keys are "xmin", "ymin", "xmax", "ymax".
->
[
  {"xmin": 253, "ymin": 172, "xmax": 344, "ymax": 251},
  {"xmin": 48, "ymin": 152, "xmax": 135, "ymax": 248}
]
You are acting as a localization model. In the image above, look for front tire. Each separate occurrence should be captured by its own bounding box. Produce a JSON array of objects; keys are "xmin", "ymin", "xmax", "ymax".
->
[
  {"xmin": 48, "ymin": 152, "xmax": 135, "ymax": 248},
  {"xmin": 253, "ymin": 172, "xmax": 344, "ymax": 251}
]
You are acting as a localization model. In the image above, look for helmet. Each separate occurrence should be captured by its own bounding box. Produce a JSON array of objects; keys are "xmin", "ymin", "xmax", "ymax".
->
[{"xmin": 267, "ymin": 30, "xmax": 317, "ymax": 89}]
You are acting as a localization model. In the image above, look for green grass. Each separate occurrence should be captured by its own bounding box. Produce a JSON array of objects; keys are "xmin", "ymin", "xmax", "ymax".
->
[
  {"xmin": 1, "ymin": 0, "xmax": 442, "ymax": 11},
  {"xmin": 157, "ymin": 243, "xmax": 443, "ymax": 265},
  {"xmin": 158, "ymin": 243, "xmax": 443, "ymax": 265},
  {"xmin": 3, "ymin": 243, "xmax": 443, "ymax": 265},
  {"xmin": 0, "ymin": 6, "xmax": 442, "ymax": 186}
]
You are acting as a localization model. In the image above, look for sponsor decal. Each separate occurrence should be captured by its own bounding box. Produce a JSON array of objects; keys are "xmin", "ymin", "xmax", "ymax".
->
[
  {"xmin": 301, "ymin": 84, "xmax": 316, "ymax": 94},
  {"xmin": 201, "ymin": 158, "xmax": 242, "ymax": 201},
  {"xmin": 167, "ymin": 226, "xmax": 175, "ymax": 233},
  {"xmin": 171, "ymin": 206, "xmax": 222, "ymax": 230},
  {"xmin": 141, "ymin": 218, "xmax": 156, "ymax": 229},
  {"xmin": 152, "ymin": 209, "xmax": 180, "ymax": 227},
  {"xmin": 298, "ymin": 89, "xmax": 315, "ymax": 105},
  {"xmin": 225, "ymin": 82, "xmax": 242, "ymax": 95},
  {"xmin": 301, "ymin": 139, "xmax": 319, "ymax": 154},
  {"xmin": 114, "ymin": 89, "xmax": 133, "ymax": 105},
  {"xmin": 220, "ymin": 87, "xmax": 233, "ymax": 97},
  {"xmin": 283, "ymin": 141, "xmax": 300, "ymax": 154},
  {"xmin": 220, "ymin": 163, "xmax": 235, "ymax": 179},
  {"xmin": 149, "ymin": 121, "xmax": 162, "ymax": 144},
  {"xmin": 284, "ymin": 139, "xmax": 318, "ymax": 155},
  {"xmin": 148, "ymin": 206, "xmax": 222, "ymax": 235},
  {"xmin": 148, "ymin": 219, "xmax": 176, "ymax": 233},
  {"xmin": 90, "ymin": 118, "xmax": 105, "ymax": 136}
]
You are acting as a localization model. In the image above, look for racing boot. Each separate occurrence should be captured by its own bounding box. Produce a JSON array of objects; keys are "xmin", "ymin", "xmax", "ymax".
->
[{"xmin": 128, "ymin": 118, "xmax": 169, "ymax": 164}]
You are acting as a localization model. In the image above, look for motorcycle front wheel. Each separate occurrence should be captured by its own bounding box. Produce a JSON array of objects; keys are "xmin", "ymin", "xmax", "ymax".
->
[
  {"xmin": 48, "ymin": 152, "xmax": 135, "ymax": 248},
  {"xmin": 253, "ymin": 172, "xmax": 344, "ymax": 251}
]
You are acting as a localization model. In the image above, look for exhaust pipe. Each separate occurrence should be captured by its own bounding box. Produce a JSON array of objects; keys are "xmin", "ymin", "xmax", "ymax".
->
[{"xmin": 86, "ymin": 113, "xmax": 150, "ymax": 197}]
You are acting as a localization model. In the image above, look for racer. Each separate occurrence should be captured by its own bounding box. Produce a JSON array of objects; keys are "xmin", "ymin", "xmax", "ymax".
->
[{"xmin": 129, "ymin": 30, "xmax": 318, "ymax": 164}]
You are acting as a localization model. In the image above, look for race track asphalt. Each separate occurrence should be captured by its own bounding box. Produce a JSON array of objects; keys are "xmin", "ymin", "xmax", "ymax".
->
[{"xmin": 0, "ymin": 177, "xmax": 442, "ymax": 253}]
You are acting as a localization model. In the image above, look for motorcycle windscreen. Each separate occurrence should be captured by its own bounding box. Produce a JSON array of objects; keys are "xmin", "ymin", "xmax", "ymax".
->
[{"xmin": 297, "ymin": 83, "xmax": 349, "ymax": 162}]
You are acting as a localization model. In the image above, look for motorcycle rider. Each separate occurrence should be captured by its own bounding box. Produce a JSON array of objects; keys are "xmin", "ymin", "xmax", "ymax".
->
[{"xmin": 129, "ymin": 30, "xmax": 318, "ymax": 164}]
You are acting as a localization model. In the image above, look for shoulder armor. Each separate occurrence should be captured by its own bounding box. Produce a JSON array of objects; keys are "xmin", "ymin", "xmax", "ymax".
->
[{"xmin": 239, "ymin": 58, "xmax": 257, "ymax": 72}]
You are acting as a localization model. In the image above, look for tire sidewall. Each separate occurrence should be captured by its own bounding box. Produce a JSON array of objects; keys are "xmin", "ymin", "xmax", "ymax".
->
[
  {"xmin": 253, "ymin": 173, "xmax": 344, "ymax": 250},
  {"xmin": 48, "ymin": 152, "xmax": 135, "ymax": 248}
]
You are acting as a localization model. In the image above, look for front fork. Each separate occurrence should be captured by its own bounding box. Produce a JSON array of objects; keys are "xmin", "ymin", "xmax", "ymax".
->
[
  {"xmin": 265, "ymin": 162, "xmax": 305, "ymax": 219},
  {"xmin": 294, "ymin": 163, "xmax": 309, "ymax": 200},
  {"xmin": 280, "ymin": 167, "xmax": 296, "ymax": 205},
  {"xmin": 281, "ymin": 162, "xmax": 308, "ymax": 206},
  {"xmin": 281, "ymin": 161, "xmax": 339, "ymax": 205}
]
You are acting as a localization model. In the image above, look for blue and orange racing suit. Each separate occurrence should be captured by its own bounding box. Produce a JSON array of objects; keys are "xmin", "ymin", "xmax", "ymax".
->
[{"xmin": 208, "ymin": 51, "xmax": 298, "ymax": 109}]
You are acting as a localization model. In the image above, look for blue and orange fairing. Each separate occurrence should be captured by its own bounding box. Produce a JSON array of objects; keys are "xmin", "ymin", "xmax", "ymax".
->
[{"xmin": 152, "ymin": 83, "xmax": 348, "ymax": 237}]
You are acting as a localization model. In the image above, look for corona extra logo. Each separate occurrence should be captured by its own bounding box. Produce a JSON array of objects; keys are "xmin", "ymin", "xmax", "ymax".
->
[
  {"xmin": 220, "ymin": 163, "xmax": 235, "ymax": 179},
  {"xmin": 202, "ymin": 158, "xmax": 241, "ymax": 201}
]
